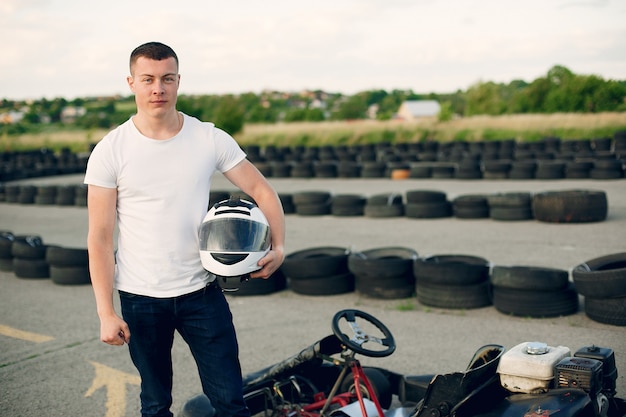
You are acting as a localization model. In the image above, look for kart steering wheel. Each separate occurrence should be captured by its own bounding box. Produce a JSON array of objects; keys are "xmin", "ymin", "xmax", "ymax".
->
[{"xmin": 331, "ymin": 309, "xmax": 396, "ymax": 358}]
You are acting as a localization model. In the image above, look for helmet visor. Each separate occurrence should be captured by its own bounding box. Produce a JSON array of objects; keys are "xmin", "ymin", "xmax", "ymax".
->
[{"xmin": 199, "ymin": 218, "xmax": 271, "ymax": 252}]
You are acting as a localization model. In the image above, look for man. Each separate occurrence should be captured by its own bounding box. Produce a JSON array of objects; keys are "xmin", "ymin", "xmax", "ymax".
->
[{"xmin": 84, "ymin": 41, "xmax": 285, "ymax": 417}]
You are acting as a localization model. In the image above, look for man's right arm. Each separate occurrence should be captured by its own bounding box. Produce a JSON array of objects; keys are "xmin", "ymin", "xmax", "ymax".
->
[{"xmin": 86, "ymin": 184, "xmax": 130, "ymax": 345}]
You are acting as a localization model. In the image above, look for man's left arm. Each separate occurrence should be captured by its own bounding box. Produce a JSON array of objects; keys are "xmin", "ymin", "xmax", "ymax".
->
[{"xmin": 223, "ymin": 159, "xmax": 285, "ymax": 279}]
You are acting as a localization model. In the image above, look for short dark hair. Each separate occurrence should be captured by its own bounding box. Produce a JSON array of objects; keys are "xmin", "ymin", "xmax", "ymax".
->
[{"xmin": 129, "ymin": 42, "xmax": 178, "ymax": 73}]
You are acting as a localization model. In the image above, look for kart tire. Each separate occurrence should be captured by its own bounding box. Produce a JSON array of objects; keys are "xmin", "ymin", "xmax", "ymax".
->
[
  {"xmin": 572, "ymin": 252, "xmax": 626, "ymax": 298},
  {"xmin": 584, "ymin": 296, "xmax": 626, "ymax": 326},
  {"xmin": 413, "ymin": 255, "xmax": 490, "ymax": 286},
  {"xmin": 416, "ymin": 281, "xmax": 492, "ymax": 309},
  {"xmin": 340, "ymin": 367, "xmax": 393, "ymax": 409},
  {"xmin": 288, "ymin": 272, "xmax": 354, "ymax": 296},
  {"xmin": 492, "ymin": 283, "xmax": 579, "ymax": 318},
  {"xmin": 490, "ymin": 265, "xmax": 569, "ymax": 291}
]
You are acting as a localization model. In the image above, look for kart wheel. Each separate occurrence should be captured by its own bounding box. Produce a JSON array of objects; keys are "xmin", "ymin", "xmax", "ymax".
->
[{"xmin": 340, "ymin": 367, "xmax": 392, "ymax": 409}]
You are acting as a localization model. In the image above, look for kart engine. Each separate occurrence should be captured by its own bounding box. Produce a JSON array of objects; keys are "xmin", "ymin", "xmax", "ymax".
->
[
  {"xmin": 498, "ymin": 342, "xmax": 618, "ymax": 417},
  {"xmin": 556, "ymin": 345, "xmax": 618, "ymax": 417}
]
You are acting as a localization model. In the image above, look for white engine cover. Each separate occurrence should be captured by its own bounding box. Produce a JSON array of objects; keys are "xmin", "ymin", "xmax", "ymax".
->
[{"xmin": 497, "ymin": 341, "xmax": 571, "ymax": 393}]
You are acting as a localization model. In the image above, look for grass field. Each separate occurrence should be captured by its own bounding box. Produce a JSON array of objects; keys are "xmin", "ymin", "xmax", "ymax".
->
[{"xmin": 3, "ymin": 112, "xmax": 626, "ymax": 153}]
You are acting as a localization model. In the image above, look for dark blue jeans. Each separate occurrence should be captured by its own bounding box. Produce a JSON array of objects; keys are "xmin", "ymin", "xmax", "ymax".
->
[{"xmin": 119, "ymin": 281, "xmax": 249, "ymax": 417}]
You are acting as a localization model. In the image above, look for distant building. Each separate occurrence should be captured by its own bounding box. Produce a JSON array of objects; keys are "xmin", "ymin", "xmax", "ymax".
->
[
  {"xmin": 60, "ymin": 106, "xmax": 86, "ymax": 123},
  {"xmin": 396, "ymin": 100, "xmax": 441, "ymax": 120}
]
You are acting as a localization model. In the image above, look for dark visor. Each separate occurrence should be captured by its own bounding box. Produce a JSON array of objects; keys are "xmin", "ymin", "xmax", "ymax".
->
[{"xmin": 199, "ymin": 218, "xmax": 270, "ymax": 252}]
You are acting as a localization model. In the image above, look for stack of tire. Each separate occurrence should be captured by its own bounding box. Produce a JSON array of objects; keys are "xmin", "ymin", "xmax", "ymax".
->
[
  {"xmin": 11, "ymin": 235, "xmax": 49, "ymax": 279},
  {"xmin": 348, "ymin": 247, "xmax": 417, "ymax": 299},
  {"xmin": 34, "ymin": 185, "xmax": 58, "ymax": 205},
  {"xmin": 532, "ymin": 189, "xmax": 608, "ymax": 223},
  {"xmin": 572, "ymin": 253, "xmax": 626, "ymax": 326},
  {"xmin": 331, "ymin": 194, "xmax": 367, "ymax": 217},
  {"xmin": 404, "ymin": 190, "xmax": 452, "ymax": 219},
  {"xmin": 292, "ymin": 191, "xmax": 332, "ymax": 216},
  {"xmin": 490, "ymin": 265, "xmax": 578, "ymax": 318},
  {"xmin": 281, "ymin": 246, "xmax": 353, "ymax": 295},
  {"xmin": 452, "ymin": 194, "xmax": 490, "ymax": 219},
  {"xmin": 45, "ymin": 246, "xmax": 91, "ymax": 285},
  {"xmin": 487, "ymin": 192, "xmax": 533, "ymax": 221},
  {"xmin": 363, "ymin": 193, "xmax": 404, "ymax": 218},
  {"xmin": 413, "ymin": 255, "xmax": 491, "ymax": 309}
]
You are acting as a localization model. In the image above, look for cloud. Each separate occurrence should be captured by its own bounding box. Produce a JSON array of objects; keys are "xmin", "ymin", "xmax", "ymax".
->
[{"xmin": 1, "ymin": 0, "xmax": 624, "ymax": 99}]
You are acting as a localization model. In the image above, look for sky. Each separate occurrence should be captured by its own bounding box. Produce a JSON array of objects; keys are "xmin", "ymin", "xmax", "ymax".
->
[{"xmin": 1, "ymin": 0, "xmax": 625, "ymax": 101}]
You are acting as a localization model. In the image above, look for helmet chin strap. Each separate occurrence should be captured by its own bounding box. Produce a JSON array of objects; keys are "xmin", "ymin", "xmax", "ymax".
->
[{"xmin": 215, "ymin": 273, "xmax": 251, "ymax": 292}]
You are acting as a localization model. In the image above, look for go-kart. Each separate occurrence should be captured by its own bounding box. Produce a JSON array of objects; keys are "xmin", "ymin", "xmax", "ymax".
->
[{"xmin": 182, "ymin": 309, "xmax": 626, "ymax": 417}]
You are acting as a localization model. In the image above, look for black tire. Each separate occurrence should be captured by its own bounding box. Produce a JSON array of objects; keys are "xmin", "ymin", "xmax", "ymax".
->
[
  {"xmin": 291, "ymin": 191, "xmax": 332, "ymax": 205},
  {"xmin": 355, "ymin": 274, "xmax": 415, "ymax": 299},
  {"xmin": 339, "ymin": 367, "xmax": 393, "ymax": 409},
  {"xmin": 572, "ymin": 252, "xmax": 626, "ymax": 298},
  {"xmin": 489, "ymin": 206, "xmax": 533, "ymax": 221},
  {"xmin": 416, "ymin": 281, "xmax": 492, "ymax": 309},
  {"xmin": 295, "ymin": 203, "xmax": 331, "ymax": 216},
  {"xmin": 492, "ymin": 284, "xmax": 579, "ymax": 318},
  {"xmin": 487, "ymin": 192, "xmax": 532, "ymax": 207},
  {"xmin": 366, "ymin": 193, "xmax": 403, "ymax": 206},
  {"xmin": 405, "ymin": 201, "xmax": 452, "ymax": 219},
  {"xmin": 0, "ymin": 232, "xmax": 15, "ymax": 258},
  {"xmin": 13, "ymin": 258, "xmax": 50, "ymax": 279},
  {"xmin": 11, "ymin": 236, "xmax": 46, "ymax": 259},
  {"xmin": 50, "ymin": 265, "xmax": 91, "ymax": 285},
  {"xmin": 454, "ymin": 205, "xmax": 490, "ymax": 219},
  {"xmin": 413, "ymin": 255, "xmax": 490, "ymax": 286},
  {"xmin": 348, "ymin": 247, "xmax": 418, "ymax": 279},
  {"xmin": 46, "ymin": 246, "xmax": 89, "ymax": 267},
  {"xmin": 0, "ymin": 258, "xmax": 13, "ymax": 271},
  {"xmin": 364, "ymin": 204, "xmax": 404, "ymax": 218},
  {"xmin": 281, "ymin": 246, "xmax": 349, "ymax": 279},
  {"xmin": 405, "ymin": 190, "xmax": 447, "ymax": 204},
  {"xmin": 532, "ymin": 190, "xmax": 608, "ymax": 223},
  {"xmin": 331, "ymin": 194, "xmax": 366, "ymax": 216},
  {"xmin": 490, "ymin": 265, "xmax": 569, "ymax": 291},
  {"xmin": 584, "ymin": 296, "xmax": 626, "ymax": 326},
  {"xmin": 288, "ymin": 272, "xmax": 355, "ymax": 296}
]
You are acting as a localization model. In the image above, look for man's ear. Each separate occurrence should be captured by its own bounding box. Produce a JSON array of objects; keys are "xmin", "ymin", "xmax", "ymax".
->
[{"xmin": 127, "ymin": 75, "xmax": 135, "ymax": 92}]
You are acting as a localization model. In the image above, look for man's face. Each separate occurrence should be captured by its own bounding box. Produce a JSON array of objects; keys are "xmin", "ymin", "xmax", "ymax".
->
[{"xmin": 127, "ymin": 56, "xmax": 180, "ymax": 116}]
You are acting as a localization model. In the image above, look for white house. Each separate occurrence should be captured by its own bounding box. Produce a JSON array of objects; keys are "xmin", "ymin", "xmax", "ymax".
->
[{"xmin": 396, "ymin": 100, "xmax": 441, "ymax": 120}]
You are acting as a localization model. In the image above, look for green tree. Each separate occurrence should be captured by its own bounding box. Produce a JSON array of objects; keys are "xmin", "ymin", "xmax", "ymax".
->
[
  {"xmin": 214, "ymin": 95, "xmax": 245, "ymax": 135},
  {"xmin": 465, "ymin": 81, "xmax": 505, "ymax": 115}
]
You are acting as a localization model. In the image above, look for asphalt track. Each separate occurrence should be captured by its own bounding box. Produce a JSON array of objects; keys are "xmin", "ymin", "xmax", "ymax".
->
[{"xmin": 1, "ymin": 173, "xmax": 625, "ymax": 417}]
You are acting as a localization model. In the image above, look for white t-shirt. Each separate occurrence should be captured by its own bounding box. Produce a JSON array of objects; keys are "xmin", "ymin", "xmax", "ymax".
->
[{"xmin": 84, "ymin": 113, "xmax": 246, "ymax": 297}]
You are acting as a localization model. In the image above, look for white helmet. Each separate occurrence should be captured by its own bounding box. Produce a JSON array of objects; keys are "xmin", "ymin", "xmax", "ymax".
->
[{"xmin": 199, "ymin": 198, "xmax": 271, "ymax": 277}]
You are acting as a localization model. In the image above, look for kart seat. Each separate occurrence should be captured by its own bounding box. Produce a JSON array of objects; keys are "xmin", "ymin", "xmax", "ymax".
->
[
  {"xmin": 409, "ymin": 344, "xmax": 505, "ymax": 417},
  {"xmin": 243, "ymin": 334, "xmax": 344, "ymax": 388}
]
